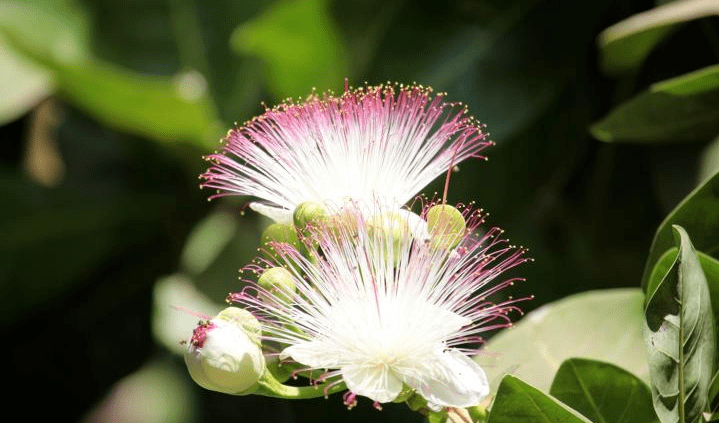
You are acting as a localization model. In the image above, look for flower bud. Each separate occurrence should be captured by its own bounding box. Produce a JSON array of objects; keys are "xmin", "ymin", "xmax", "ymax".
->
[
  {"xmin": 258, "ymin": 267, "xmax": 296, "ymax": 304},
  {"xmin": 184, "ymin": 307, "xmax": 265, "ymax": 394},
  {"xmin": 367, "ymin": 211, "xmax": 410, "ymax": 266},
  {"xmin": 293, "ymin": 201, "xmax": 328, "ymax": 231},
  {"xmin": 426, "ymin": 204, "xmax": 466, "ymax": 250},
  {"xmin": 261, "ymin": 223, "xmax": 301, "ymax": 255}
]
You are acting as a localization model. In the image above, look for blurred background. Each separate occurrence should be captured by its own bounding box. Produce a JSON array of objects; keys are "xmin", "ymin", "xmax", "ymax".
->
[{"xmin": 1, "ymin": 0, "xmax": 718, "ymax": 421}]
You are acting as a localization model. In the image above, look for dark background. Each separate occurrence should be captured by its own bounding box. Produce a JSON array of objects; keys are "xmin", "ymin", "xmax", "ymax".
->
[{"xmin": 1, "ymin": 0, "xmax": 717, "ymax": 421}]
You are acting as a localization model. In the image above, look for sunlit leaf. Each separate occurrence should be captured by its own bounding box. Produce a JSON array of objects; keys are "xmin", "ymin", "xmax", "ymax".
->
[
  {"xmin": 487, "ymin": 375, "xmax": 592, "ymax": 423},
  {"xmin": 641, "ymin": 169, "xmax": 719, "ymax": 289},
  {"xmin": 599, "ymin": 0, "xmax": 719, "ymax": 75},
  {"xmin": 478, "ymin": 288, "xmax": 649, "ymax": 393},
  {"xmin": 549, "ymin": 358, "xmax": 656, "ymax": 423},
  {"xmin": 644, "ymin": 225, "xmax": 715, "ymax": 423},
  {"xmin": 230, "ymin": 0, "xmax": 348, "ymax": 99}
]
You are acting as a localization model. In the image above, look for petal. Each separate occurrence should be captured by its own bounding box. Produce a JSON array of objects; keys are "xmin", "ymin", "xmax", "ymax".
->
[
  {"xmin": 395, "ymin": 209, "xmax": 430, "ymax": 242},
  {"xmin": 342, "ymin": 364, "xmax": 404, "ymax": 404},
  {"xmin": 249, "ymin": 202, "xmax": 293, "ymax": 224},
  {"xmin": 405, "ymin": 349, "xmax": 489, "ymax": 410},
  {"xmin": 281, "ymin": 341, "xmax": 343, "ymax": 369}
]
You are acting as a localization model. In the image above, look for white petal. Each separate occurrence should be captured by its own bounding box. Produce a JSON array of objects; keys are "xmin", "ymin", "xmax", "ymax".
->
[
  {"xmin": 342, "ymin": 365, "xmax": 404, "ymax": 403},
  {"xmin": 395, "ymin": 209, "xmax": 430, "ymax": 242},
  {"xmin": 281, "ymin": 341, "xmax": 343, "ymax": 369},
  {"xmin": 249, "ymin": 202, "xmax": 293, "ymax": 224},
  {"xmin": 405, "ymin": 349, "xmax": 489, "ymax": 410}
]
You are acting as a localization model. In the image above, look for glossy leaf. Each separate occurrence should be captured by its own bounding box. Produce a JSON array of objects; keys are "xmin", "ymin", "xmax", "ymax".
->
[
  {"xmin": 641, "ymin": 169, "xmax": 719, "ymax": 289},
  {"xmin": 487, "ymin": 375, "xmax": 592, "ymax": 423},
  {"xmin": 590, "ymin": 89, "xmax": 719, "ymax": 144},
  {"xmin": 478, "ymin": 288, "xmax": 649, "ymax": 393},
  {"xmin": 644, "ymin": 225, "xmax": 716, "ymax": 423},
  {"xmin": 653, "ymin": 64, "xmax": 719, "ymax": 97},
  {"xmin": 230, "ymin": 0, "xmax": 348, "ymax": 99},
  {"xmin": 550, "ymin": 358, "xmax": 656, "ymax": 423},
  {"xmin": 599, "ymin": 0, "xmax": 719, "ymax": 75}
]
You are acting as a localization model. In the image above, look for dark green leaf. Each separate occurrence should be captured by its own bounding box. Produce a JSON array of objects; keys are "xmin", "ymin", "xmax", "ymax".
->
[
  {"xmin": 550, "ymin": 358, "xmax": 656, "ymax": 423},
  {"xmin": 653, "ymin": 64, "xmax": 719, "ymax": 96},
  {"xmin": 644, "ymin": 225, "xmax": 716, "ymax": 423},
  {"xmin": 599, "ymin": 0, "xmax": 719, "ymax": 75},
  {"xmin": 641, "ymin": 169, "xmax": 719, "ymax": 289},
  {"xmin": 230, "ymin": 0, "xmax": 348, "ymax": 99},
  {"xmin": 590, "ymin": 90, "xmax": 719, "ymax": 144},
  {"xmin": 478, "ymin": 289, "xmax": 649, "ymax": 393},
  {"xmin": 487, "ymin": 375, "xmax": 592, "ymax": 423}
]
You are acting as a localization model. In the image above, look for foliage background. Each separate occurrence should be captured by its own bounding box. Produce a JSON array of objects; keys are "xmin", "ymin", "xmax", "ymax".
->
[{"xmin": 1, "ymin": 0, "xmax": 717, "ymax": 421}]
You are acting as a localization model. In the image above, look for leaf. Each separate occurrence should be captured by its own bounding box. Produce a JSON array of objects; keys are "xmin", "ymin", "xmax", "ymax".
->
[
  {"xmin": 641, "ymin": 169, "xmax": 719, "ymax": 289},
  {"xmin": 599, "ymin": 0, "xmax": 719, "ymax": 75},
  {"xmin": 589, "ymin": 89, "xmax": 719, "ymax": 144},
  {"xmin": 408, "ymin": 0, "xmax": 614, "ymax": 143},
  {"xmin": 648, "ymin": 248, "xmax": 719, "ymax": 329},
  {"xmin": 0, "ymin": 0, "xmax": 221, "ymax": 146},
  {"xmin": 0, "ymin": 40, "xmax": 54, "ymax": 124},
  {"xmin": 478, "ymin": 288, "xmax": 650, "ymax": 393},
  {"xmin": 55, "ymin": 61, "xmax": 221, "ymax": 146},
  {"xmin": 487, "ymin": 375, "xmax": 592, "ymax": 423},
  {"xmin": 549, "ymin": 358, "xmax": 657, "ymax": 423},
  {"xmin": 652, "ymin": 64, "xmax": 719, "ymax": 96},
  {"xmin": 230, "ymin": 0, "xmax": 348, "ymax": 99},
  {"xmin": 644, "ymin": 225, "xmax": 716, "ymax": 423}
]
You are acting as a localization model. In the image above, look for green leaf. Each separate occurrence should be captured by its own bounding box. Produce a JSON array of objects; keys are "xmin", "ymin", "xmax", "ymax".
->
[
  {"xmin": 648, "ymin": 248, "xmax": 719, "ymax": 329},
  {"xmin": 55, "ymin": 61, "xmax": 221, "ymax": 146},
  {"xmin": 230, "ymin": 0, "xmax": 348, "ymax": 99},
  {"xmin": 652, "ymin": 64, "xmax": 719, "ymax": 96},
  {"xmin": 478, "ymin": 288, "xmax": 649, "ymax": 393},
  {"xmin": 641, "ymin": 169, "xmax": 719, "ymax": 289},
  {"xmin": 487, "ymin": 375, "xmax": 592, "ymax": 423},
  {"xmin": 599, "ymin": 0, "xmax": 719, "ymax": 75},
  {"xmin": 590, "ymin": 89, "xmax": 719, "ymax": 143},
  {"xmin": 549, "ymin": 358, "xmax": 657, "ymax": 423},
  {"xmin": 0, "ymin": 0, "xmax": 221, "ymax": 146},
  {"xmin": 644, "ymin": 225, "xmax": 716, "ymax": 423},
  {"xmin": 0, "ymin": 40, "xmax": 54, "ymax": 124}
]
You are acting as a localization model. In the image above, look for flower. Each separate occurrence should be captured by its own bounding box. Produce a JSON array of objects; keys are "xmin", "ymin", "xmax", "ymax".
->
[
  {"xmin": 184, "ymin": 307, "xmax": 266, "ymax": 394},
  {"xmin": 200, "ymin": 83, "xmax": 491, "ymax": 224},
  {"xmin": 232, "ymin": 204, "xmax": 529, "ymax": 409}
]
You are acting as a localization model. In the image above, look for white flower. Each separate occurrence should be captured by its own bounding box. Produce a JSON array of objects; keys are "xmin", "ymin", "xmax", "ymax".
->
[
  {"xmin": 200, "ymin": 83, "xmax": 491, "ymax": 224},
  {"xmin": 184, "ymin": 307, "xmax": 266, "ymax": 394},
  {"xmin": 233, "ymin": 206, "xmax": 529, "ymax": 409}
]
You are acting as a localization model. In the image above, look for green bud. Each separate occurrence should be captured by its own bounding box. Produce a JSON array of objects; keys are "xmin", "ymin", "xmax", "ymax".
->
[
  {"xmin": 260, "ymin": 222, "xmax": 302, "ymax": 261},
  {"xmin": 426, "ymin": 204, "xmax": 466, "ymax": 250},
  {"xmin": 184, "ymin": 307, "xmax": 265, "ymax": 395},
  {"xmin": 293, "ymin": 201, "xmax": 328, "ymax": 231},
  {"xmin": 367, "ymin": 212, "xmax": 410, "ymax": 266},
  {"xmin": 215, "ymin": 306, "xmax": 262, "ymax": 345},
  {"xmin": 258, "ymin": 267, "xmax": 296, "ymax": 304}
]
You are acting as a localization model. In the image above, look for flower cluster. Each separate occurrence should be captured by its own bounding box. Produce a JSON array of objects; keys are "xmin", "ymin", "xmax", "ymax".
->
[{"xmin": 185, "ymin": 82, "xmax": 529, "ymax": 416}]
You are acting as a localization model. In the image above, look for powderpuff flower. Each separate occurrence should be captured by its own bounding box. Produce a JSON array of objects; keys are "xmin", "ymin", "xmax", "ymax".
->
[
  {"xmin": 200, "ymin": 83, "xmax": 491, "ymax": 224},
  {"xmin": 232, "ymin": 204, "xmax": 530, "ymax": 410}
]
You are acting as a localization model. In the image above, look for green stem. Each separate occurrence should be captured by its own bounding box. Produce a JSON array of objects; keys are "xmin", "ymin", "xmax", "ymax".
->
[{"xmin": 253, "ymin": 372, "xmax": 347, "ymax": 399}]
